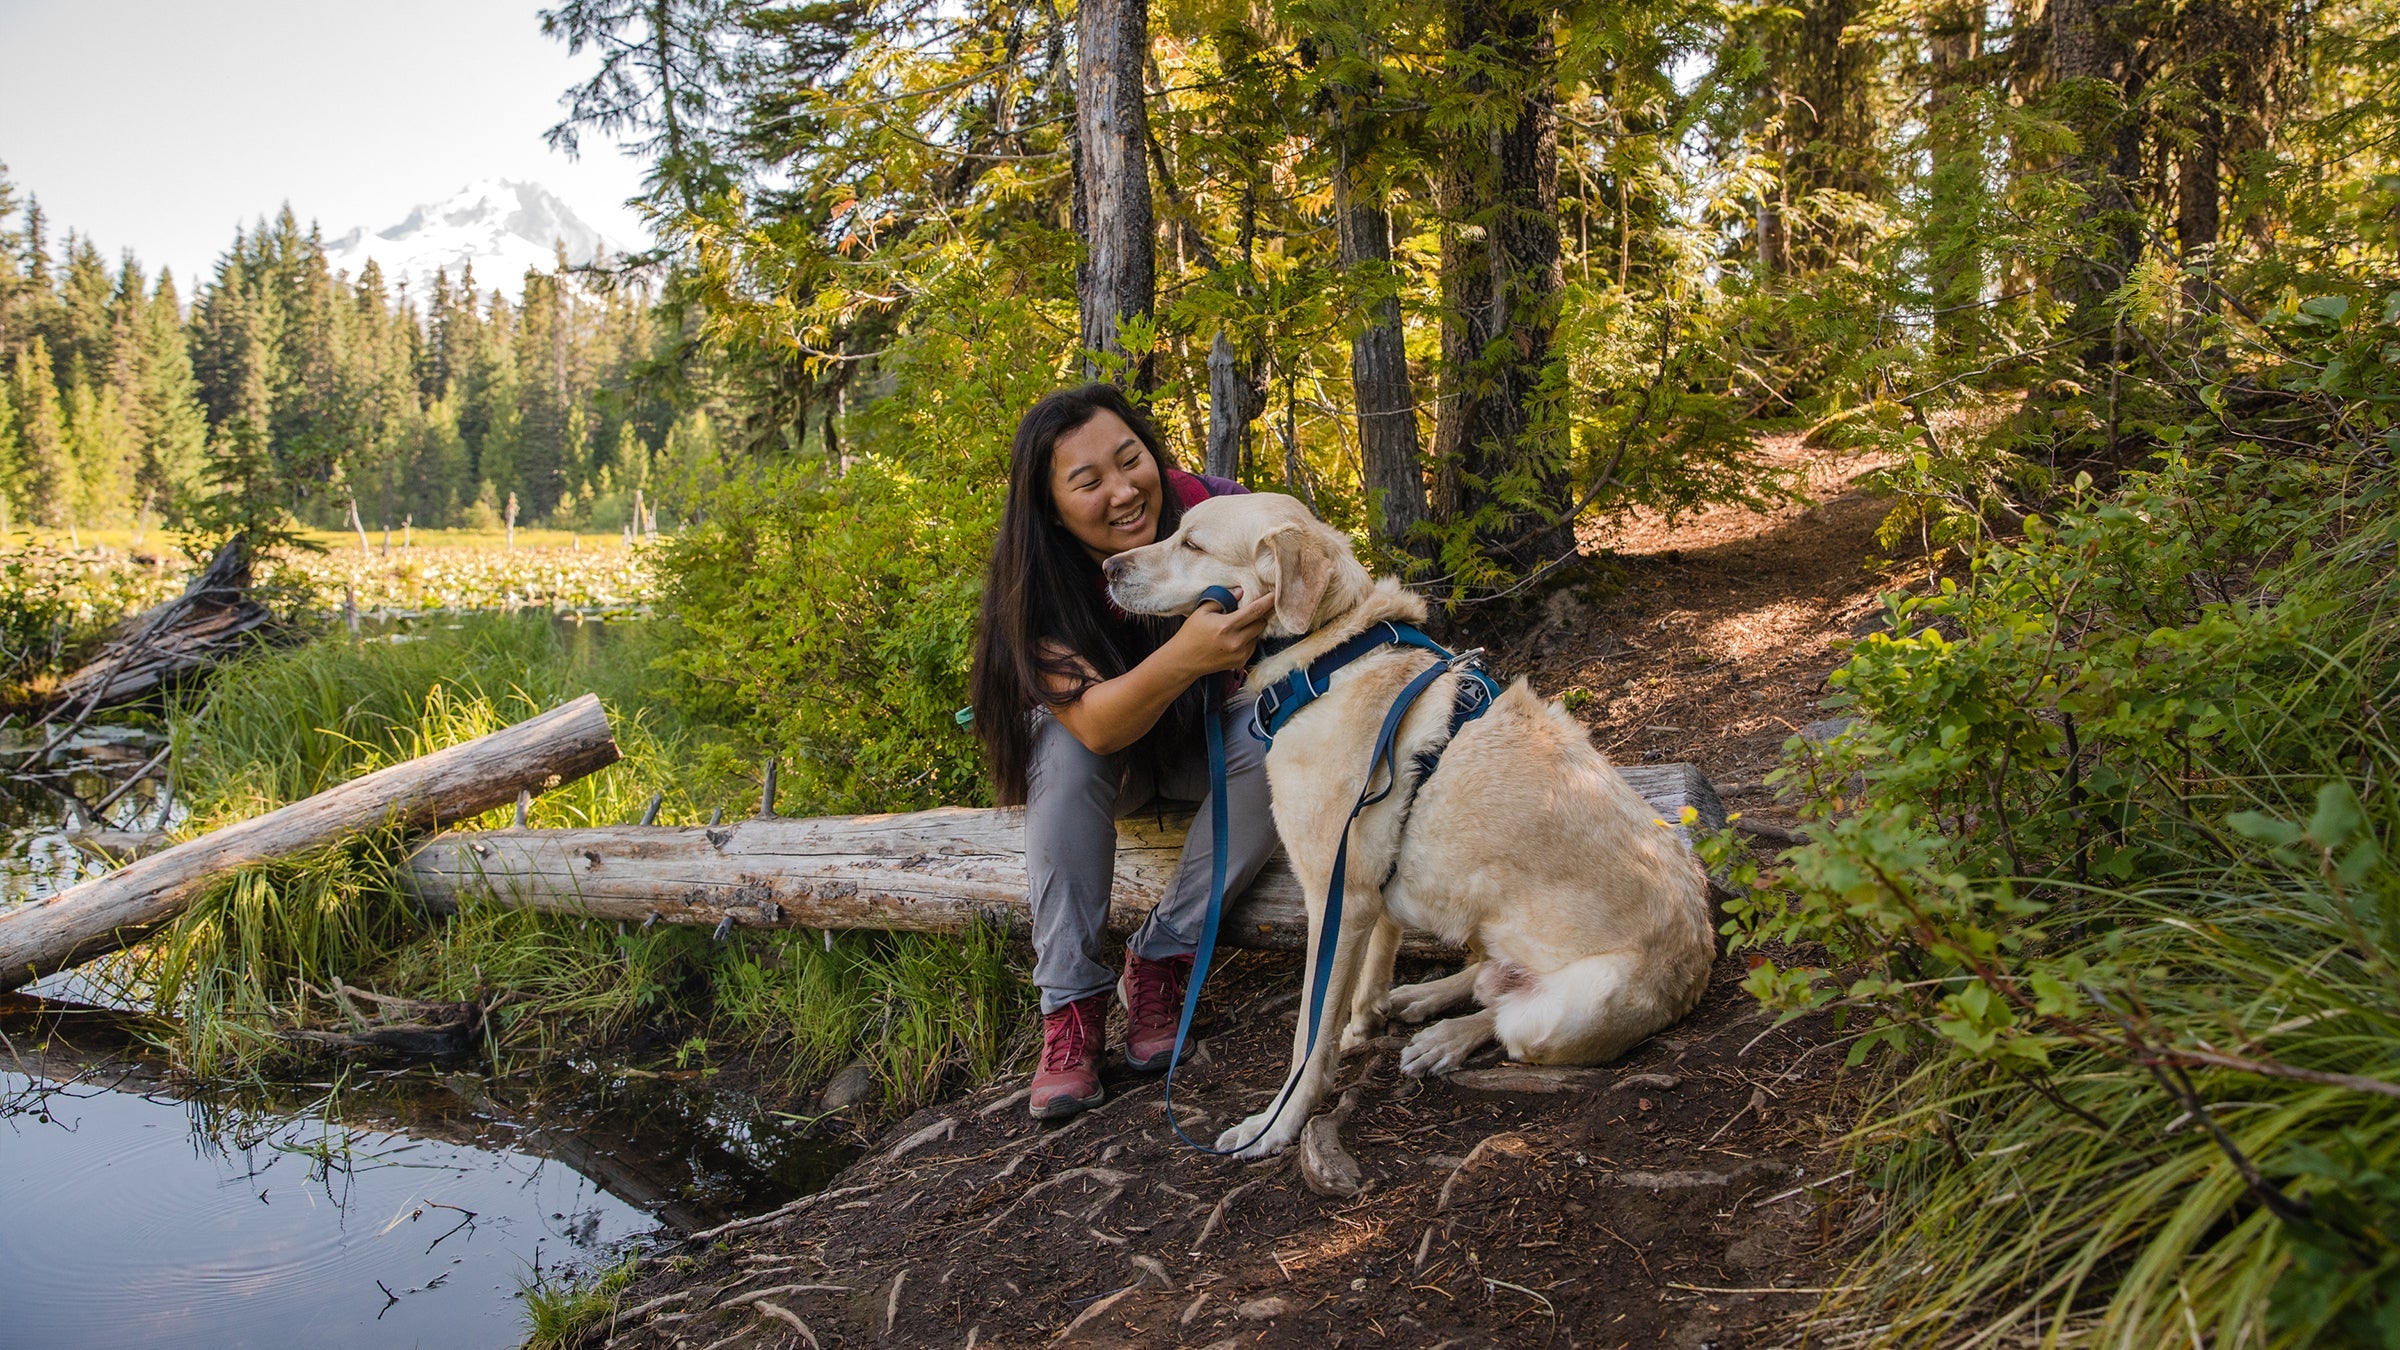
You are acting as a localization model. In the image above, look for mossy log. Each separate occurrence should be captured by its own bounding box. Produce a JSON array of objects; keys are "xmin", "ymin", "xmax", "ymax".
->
[
  {"xmin": 0, "ymin": 694, "xmax": 621, "ymax": 991},
  {"xmin": 405, "ymin": 763, "xmax": 1727, "ymax": 956}
]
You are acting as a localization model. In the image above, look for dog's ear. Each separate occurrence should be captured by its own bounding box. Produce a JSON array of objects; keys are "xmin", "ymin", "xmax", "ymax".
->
[{"xmin": 1258, "ymin": 525, "xmax": 1333, "ymax": 634}]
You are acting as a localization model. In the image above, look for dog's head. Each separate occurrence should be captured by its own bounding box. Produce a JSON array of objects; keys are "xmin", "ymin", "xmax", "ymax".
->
[{"xmin": 1103, "ymin": 492, "xmax": 1367, "ymax": 637}]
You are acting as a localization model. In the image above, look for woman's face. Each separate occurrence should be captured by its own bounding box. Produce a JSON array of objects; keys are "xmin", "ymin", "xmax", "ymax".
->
[{"xmin": 1048, "ymin": 410, "xmax": 1164, "ymax": 562}]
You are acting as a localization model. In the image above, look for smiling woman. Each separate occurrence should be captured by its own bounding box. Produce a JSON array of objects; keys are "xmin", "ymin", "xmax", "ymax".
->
[
  {"xmin": 965, "ymin": 384, "xmax": 1281, "ymax": 1122},
  {"xmin": 1047, "ymin": 408, "xmax": 1166, "ymax": 561}
]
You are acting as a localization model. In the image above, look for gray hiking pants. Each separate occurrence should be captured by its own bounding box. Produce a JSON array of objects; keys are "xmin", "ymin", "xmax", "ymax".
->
[{"xmin": 1024, "ymin": 686, "xmax": 1280, "ymax": 1014}]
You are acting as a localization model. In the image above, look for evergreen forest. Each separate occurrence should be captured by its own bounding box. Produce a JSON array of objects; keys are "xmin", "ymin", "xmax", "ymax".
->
[
  {"xmin": 5, "ymin": 0, "xmax": 2400, "ymax": 1341},
  {"xmin": 0, "ymin": 185, "xmax": 695, "ymax": 541}
]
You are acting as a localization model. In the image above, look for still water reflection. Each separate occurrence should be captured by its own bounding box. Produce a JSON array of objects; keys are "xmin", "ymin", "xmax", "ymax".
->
[{"xmin": 0, "ymin": 1007, "xmax": 854, "ymax": 1349}]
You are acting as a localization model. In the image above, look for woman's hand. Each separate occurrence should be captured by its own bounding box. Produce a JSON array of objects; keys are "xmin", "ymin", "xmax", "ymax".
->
[
  {"xmin": 1039, "ymin": 587, "xmax": 1277, "ymax": 756},
  {"xmin": 1167, "ymin": 588, "xmax": 1277, "ymax": 677}
]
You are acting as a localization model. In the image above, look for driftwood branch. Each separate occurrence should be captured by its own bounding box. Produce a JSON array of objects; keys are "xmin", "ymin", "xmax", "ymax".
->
[
  {"xmin": 0, "ymin": 694, "xmax": 620, "ymax": 991},
  {"xmin": 35, "ymin": 537, "xmax": 277, "ymax": 747}
]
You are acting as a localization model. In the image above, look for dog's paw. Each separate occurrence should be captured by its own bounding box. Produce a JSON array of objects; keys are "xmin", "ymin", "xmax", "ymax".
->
[
  {"xmin": 1383, "ymin": 980, "xmax": 1455, "ymax": 1024},
  {"xmin": 1399, "ymin": 1018, "xmax": 1490, "ymax": 1078},
  {"xmin": 1215, "ymin": 1109, "xmax": 1300, "ymax": 1160},
  {"xmin": 1339, "ymin": 1011, "xmax": 1384, "ymax": 1056}
]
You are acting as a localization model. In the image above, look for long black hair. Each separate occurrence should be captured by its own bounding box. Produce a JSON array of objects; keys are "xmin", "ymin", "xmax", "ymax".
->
[{"xmin": 970, "ymin": 384, "xmax": 1197, "ymax": 805}]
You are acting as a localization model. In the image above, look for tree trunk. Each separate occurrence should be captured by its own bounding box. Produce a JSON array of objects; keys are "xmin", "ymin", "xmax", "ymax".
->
[
  {"xmin": 1333, "ymin": 104, "xmax": 1427, "ymax": 554},
  {"xmin": 2051, "ymin": 0, "xmax": 2143, "ymax": 341},
  {"xmin": 1926, "ymin": 0, "xmax": 1983, "ymax": 348},
  {"xmin": 2177, "ymin": 55, "xmax": 2223, "ymax": 312},
  {"xmin": 0, "ymin": 694, "xmax": 620, "ymax": 992},
  {"xmin": 405, "ymin": 765, "xmax": 1729, "ymax": 952},
  {"xmin": 1429, "ymin": 0, "xmax": 1570, "ymax": 569},
  {"xmin": 1206, "ymin": 332, "xmax": 1261, "ymax": 479},
  {"xmin": 1759, "ymin": 0, "xmax": 1875, "ymax": 275},
  {"xmin": 1075, "ymin": 0, "xmax": 1155, "ymax": 382}
]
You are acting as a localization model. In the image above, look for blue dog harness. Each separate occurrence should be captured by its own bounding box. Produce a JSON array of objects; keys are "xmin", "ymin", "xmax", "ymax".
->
[{"xmin": 1162, "ymin": 586, "xmax": 1502, "ymax": 1153}]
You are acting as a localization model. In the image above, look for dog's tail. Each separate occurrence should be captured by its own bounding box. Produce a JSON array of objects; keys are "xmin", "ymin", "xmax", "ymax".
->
[{"xmin": 1484, "ymin": 947, "xmax": 1709, "ymax": 1065}]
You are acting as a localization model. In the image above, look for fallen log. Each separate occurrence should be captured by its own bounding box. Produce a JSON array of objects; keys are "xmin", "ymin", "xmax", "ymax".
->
[
  {"xmin": 406, "ymin": 763, "xmax": 1728, "ymax": 957},
  {"xmin": 0, "ymin": 693, "xmax": 620, "ymax": 991}
]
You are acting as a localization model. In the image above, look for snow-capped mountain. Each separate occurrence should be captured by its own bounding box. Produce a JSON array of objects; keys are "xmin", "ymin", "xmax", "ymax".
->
[{"xmin": 323, "ymin": 180, "xmax": 635, "ymax": 298}]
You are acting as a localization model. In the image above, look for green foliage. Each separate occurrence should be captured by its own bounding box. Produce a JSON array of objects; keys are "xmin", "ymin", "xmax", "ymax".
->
[
  {"xmin": 0, "ymin": 543, "xmax": 178, "ymax": 703},
  {"xmin": 712, "ymin": 924, "xmax": 1031, "ymax": 1106},
  {"xmin": 649, "ymin": 247, "xmax": 1069, "ymax": 813},
  {"xmin": 520, "ymin": 1254, "xmax": 639, "ymax": 1349},
  {"xmin": 106, "ymin": 613, "xmax": 1029, "ymax": 1109},
  {"xmin": 1727, "ymin": 285, "xmax": 2400, "ymax": 1342}
]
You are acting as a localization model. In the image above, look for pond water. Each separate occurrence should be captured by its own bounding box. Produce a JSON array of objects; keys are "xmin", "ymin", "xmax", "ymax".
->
[
  {"xmin": 0, "ymin": 681, "xmax": 854, "ymax": 1348},
  {"xmin": 1, "ymin": 1010, "xmax": 853, "ymax": 1348}
]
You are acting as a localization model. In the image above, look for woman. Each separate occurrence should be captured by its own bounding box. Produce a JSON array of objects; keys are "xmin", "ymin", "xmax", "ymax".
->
[{"xmin": 970, "ymin": 384, "xmax": 1281, "ymax": 1120}]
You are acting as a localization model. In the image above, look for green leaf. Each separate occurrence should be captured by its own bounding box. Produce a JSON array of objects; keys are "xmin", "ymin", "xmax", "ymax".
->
[
  {"xmin": 2228, "ymin": 810, "xmax": 2305, "ymax": 847},
  {"xmin": 2308, "ymin": 782, "xmax": 2367, "ymax": 851}
]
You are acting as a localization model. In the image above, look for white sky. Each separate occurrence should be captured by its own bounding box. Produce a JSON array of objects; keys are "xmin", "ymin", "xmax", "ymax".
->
[{"xmin": 0, "ymin": 0, "xmax": 650, "ymax": 289}]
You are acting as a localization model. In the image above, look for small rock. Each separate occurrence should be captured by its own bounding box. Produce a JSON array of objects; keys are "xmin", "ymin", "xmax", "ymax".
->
[
  {"xmin": 1801, "ymin": 717, "xmax": 1856, "ymax": 746},
  {"xmin": 820, "ymin": 1061, "xmax": 878, "ymax": 1110},
  {"xmin": 1237, "ymin": 1297, "xmax": 1289, "ymax": 1322},
  {"xmin": 1613, "ymin": 1073, "xmax": 1682, "ymax": 1092}
]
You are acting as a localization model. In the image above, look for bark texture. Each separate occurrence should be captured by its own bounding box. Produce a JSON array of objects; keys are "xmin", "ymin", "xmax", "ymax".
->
[
  {"xmin": 2050, "ymin": 0, "xmax": 2145, "ymax": 338},
  {"xmin": 1334, "ymin": 110, "xmax": 1427, "ymax": 553},
  {"xmin": 1429, "ymin": 0, "xmax": 1570, "ymax": 566},
  {"xmin": 1075, "ymin": 0, "xmax": 1155, "ymax": 379},
  {"xmin": 1206, "ymin": 331, "xmax": 1263, "ymax": 479},
  {"xmin": 0, "ymin": 694, "xmax": 620, "ymax": 991}
]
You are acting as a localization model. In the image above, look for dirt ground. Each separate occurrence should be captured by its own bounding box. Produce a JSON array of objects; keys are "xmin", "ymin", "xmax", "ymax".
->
[{"xmin": 587, "ymin": 440, "xmax": 1912, "ymax": 1349}]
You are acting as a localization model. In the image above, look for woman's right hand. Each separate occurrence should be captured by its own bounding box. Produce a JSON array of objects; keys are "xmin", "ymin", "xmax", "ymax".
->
[{"xmin": 1171, "ymin": 588, "xmax": 1277, "ymax": 676}]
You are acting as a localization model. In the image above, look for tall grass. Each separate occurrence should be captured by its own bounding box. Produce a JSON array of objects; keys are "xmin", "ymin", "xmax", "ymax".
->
[
  {"xmin": 100, "ymin": 613, "xmax": 1032, "ymax": 1108},
  {"xmin": 1741, "ymin": 426, "xmax": 2400, "ymax": 1344},
  {"xmin": 1823, "ymin": 745, "xmax": 2400, "ymax": 1346}
]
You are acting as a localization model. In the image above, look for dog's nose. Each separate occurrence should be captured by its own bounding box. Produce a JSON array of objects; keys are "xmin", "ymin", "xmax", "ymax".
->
[{"xmin": 1101, "ymin": 554, "xmax": 1126, "ymax": 579}]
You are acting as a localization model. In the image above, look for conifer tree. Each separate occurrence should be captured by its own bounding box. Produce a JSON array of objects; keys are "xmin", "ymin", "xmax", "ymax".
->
[
  {"xmin": 64, "ymin": 372, "xmax": 134, "ymax": 526},
  {"xmin": 0, "ymin": 372, "xmax": 19, "ymax": 530},
  {"xmin": 134, "ymin": 270, "xmax": 208, "ymax": 507},
  {"xmin": 9, "ymin": 337, "xmax": 72, "ymax": 525},
  {"xmin": 1428, "ymin": 0, "xmax": 1570, "ymax": 568}
]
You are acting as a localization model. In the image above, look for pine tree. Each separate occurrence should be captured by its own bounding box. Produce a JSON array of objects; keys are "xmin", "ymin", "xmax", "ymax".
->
[
  {"xmin": 1427, "ymin": 0, "xmax": 1570, "ymax": 570},
  {"xmin": 63, "ymin": 370, "xmax": 134, "ymax": 526},
  {"xmin": 0, "ymin": 371, "xmax": 19, "ymax": 532},
  {"xmin": 134, "ymin": 269, "xmax": 208, "ymax": 508},
  {"xmin": 9, "ymin": 337, "xmax": 72, "ymax": 526}
]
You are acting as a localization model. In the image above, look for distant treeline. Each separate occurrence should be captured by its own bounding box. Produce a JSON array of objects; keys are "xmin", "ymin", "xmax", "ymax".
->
[{"xmin": 0, "ymin": 166, "xmax": 722, "ymax": 540}]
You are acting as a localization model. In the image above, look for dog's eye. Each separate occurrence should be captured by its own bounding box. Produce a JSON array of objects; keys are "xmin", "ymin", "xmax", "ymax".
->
[{"xmin": 1181, "ymin": 538, "xmax": 1204, "ymax": 552}]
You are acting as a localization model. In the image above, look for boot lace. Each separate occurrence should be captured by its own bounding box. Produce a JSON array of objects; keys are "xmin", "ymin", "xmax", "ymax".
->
[
  {"xmin": 1041, "ymin": 1001, "xmax": 1098, "ymax": 1073},
  {"xmin": 1124, "ymin": 956, "xmax": 1188, "ymax": 1031}
]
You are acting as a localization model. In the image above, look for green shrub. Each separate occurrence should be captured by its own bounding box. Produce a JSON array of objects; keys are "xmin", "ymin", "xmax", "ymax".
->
[
  {"xmin": 648, "ymin": 250, "xmax": 1071, "ymax": 815},
  {"xmin": 0, "ymin": 545, "xmax": 179, "ymax": 704},
  {"xmin": 1730, "ymin": 289, "xmax": 2400, "ymax": 1344}
]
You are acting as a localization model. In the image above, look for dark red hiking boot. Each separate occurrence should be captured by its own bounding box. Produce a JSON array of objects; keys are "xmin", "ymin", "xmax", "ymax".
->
[
  {"xmin": 1118, "ymin": 950, "xmax": 1194, "ymax": 1073},
  {"xmin": 1028, "ymin": 994, "xmax": 1107, "ymax": 1120}
]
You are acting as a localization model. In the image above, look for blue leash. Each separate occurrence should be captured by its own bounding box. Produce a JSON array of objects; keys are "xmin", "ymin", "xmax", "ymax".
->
[{"xmin": 1161, "ymin": 585, "xmax": 1458, "ymax": 1153}]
